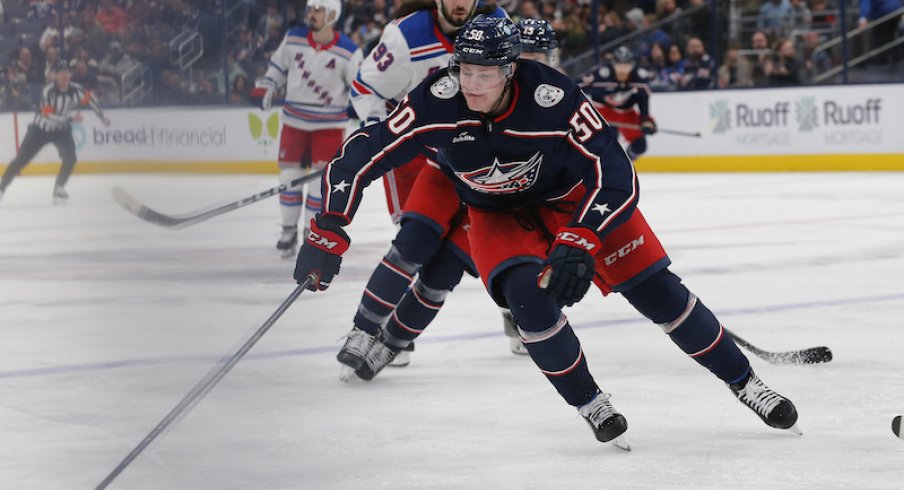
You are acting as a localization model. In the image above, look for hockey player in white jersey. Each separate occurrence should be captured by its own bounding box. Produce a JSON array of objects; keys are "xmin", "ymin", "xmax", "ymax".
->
[
  {"xmin": 252, "ymin": 0, "xmax": 363, "ymax": 257},
  {"xmin": 334, "ymin": 0, "xmax": 509, "ymax": 374}
]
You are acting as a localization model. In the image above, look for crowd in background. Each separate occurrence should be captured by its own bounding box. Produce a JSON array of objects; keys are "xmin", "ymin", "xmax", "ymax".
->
[{"xmin": 0, "ymin": 0, "xmax": 901, "ymax": 111}]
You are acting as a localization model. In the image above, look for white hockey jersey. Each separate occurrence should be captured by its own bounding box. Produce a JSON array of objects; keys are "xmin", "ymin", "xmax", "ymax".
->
[
  {"xmin": 262, "ymin": 27, "xmax": 363, "ymax": 131},
  {"xmin": 350, "ymin": 8, "xmax": 507, "ymax": 124}
]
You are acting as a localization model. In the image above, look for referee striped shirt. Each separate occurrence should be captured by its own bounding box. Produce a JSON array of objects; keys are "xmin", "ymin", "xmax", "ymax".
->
[{"xmin": 32, "ymin": 81, "xmax": 105, "ymax": 132}]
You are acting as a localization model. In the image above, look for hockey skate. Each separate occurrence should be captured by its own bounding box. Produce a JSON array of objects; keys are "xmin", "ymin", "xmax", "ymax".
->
[
  {"xmin": 388, "ymin": 342, "xmax": 413, "ymax": 367},
  {"xmin": 276, "ymin": 225, "xmax": 298, "ymax": 259},
  {"xmin": 578, "ymin": 392, "xmax": 630, "ymax": 451},
  {"xmin": 337, "ymin": 327, "xmax": 378, "ymax": 380},
  {"xmin": 52, "ymin": 186, "xmax": 68, "ymax": 206},
  {"xmin": 355, "ymin": 340, "xmax": 399, "ymax": 381},
  {"xmin": 501, "ymin": 310, "xmax": 528, "ymax": 355},
  {"xmin": 729, "ymin": 369, "xmax": 801, "ymax": 433}
]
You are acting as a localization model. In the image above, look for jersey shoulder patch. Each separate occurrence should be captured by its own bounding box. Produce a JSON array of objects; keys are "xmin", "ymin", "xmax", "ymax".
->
[
  {"xmin": 534, "ymin": 84, "xmax": 565, "ymax": 108},
  {"xmin": 430, "ymin": 75, "xmax": 459, "ymax": 99},
  {"xmin": 597, "ymin": 66, "xmax": 611, "ymax": 78}
]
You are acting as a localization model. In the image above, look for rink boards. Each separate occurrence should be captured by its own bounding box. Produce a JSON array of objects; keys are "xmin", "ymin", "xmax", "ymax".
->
[{"xmin": 0, "ymin": 83, "xmax": 902, "ymax": 174}]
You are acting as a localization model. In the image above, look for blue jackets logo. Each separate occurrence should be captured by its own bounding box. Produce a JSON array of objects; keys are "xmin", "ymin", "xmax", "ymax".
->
[{"xmin": 455, "ymin": 152, "xmax": 543, "ymax": 194}]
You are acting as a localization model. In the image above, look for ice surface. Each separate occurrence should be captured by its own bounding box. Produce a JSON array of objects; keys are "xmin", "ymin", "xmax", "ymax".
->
[{"xmin": 1, "ymin": 172, "xmax": 902, "ymax": 489}]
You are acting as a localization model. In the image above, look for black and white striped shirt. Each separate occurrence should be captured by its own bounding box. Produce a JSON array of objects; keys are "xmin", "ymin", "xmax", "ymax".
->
[{"xmin": 32, "ymin": 81, "xmax": 104, "ymax": 132}]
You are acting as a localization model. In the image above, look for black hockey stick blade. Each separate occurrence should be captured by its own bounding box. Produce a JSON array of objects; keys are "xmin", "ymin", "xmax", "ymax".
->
[
  {"xmin": 94, "ymin": 279, "xmax": 312, "ymax": 490},
  {"xmin": 606, "ymin": 121, "xmax": 701, "ymax": 138},
  {"xmin": 893, "ymin": 415, "xmax": 903, "ymax": 440},
  {"xmin": 726, "ymin": 329, "xmax": 833, "ymax": 365},
  {"xmin": 111, "ymin": 169, "xmax": 325, "ymax": 230}
]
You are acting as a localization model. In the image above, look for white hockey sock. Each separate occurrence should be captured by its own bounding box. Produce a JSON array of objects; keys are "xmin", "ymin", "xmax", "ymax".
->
[{"xmin": 278, "ymin": 167, "xmax": 305, "ymax": 228}]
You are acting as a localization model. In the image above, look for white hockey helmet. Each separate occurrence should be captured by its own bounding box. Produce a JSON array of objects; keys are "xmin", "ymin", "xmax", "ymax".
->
[{"xmin": 306, "ymin": 0, "xmax": 342, "ymax": 25}]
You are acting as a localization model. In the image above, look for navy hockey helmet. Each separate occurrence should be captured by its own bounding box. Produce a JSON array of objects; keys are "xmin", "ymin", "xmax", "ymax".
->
[
  {"xmin": 612, "ymin": 45, "xmax": 635, "ymax": 64},
  {"xmin": 517, "ymin": 18, "xmax": 558, "ymax": 53},
  {"xmin": 451, "ymin": 15, "xmax": 522, "ymax": 67}
]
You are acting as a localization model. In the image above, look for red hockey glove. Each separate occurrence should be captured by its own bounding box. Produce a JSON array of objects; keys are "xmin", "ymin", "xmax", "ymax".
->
[
  {"xmin": 294, "ymin": 214, "xmax": 351, "ymax": 291},
  {"xmin": 641, "ymin": 115, "xmax": 657, "ymax": 135},
  {"xmin": 538, "ymin": 226, "xmax": 602, "ymax": 307}
]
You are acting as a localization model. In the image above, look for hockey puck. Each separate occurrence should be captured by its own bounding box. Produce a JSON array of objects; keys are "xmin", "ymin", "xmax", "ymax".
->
[{"xmin": 893, "ymin": 415, "xmax": 903, "ymax": 440}]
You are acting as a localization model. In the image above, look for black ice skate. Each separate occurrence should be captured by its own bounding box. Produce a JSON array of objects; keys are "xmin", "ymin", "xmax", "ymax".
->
[
  {"xmin": 729, "ymin": 370, "xmax": 801, "ymax": 433},
  {"xmin": 276, "ymin": 225, "xmax": 298, "ymax": 258},
  {"xmin": 501, "ymin": 309, "xmax": 528, "ymax": 355},
  {"xmin": 355, "ymin": 340, "xmax": 399, "ymax": 381},
  {"xmin": 337, "ymin": 327, "xmax": 378, "ymax": 380},
  {"xmin": 52, "ymin": 186, "xmax": 68, "ymax": 206},
  {"xmin": 388, "ymin": 341, "xmax": 414, "ymax": 367},
  {"xmin": 578, "ymin": 392, "xmax": 630, "ymax": 451}
]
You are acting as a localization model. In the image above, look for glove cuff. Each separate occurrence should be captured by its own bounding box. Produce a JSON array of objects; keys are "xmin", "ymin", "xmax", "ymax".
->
[
  {"xmin": 552, "ymin": 226, "xmax": 602, "ymax": 256},
  {"xmin": 306, "ymin": 215, "xmax": 350, "ymax": 255}
]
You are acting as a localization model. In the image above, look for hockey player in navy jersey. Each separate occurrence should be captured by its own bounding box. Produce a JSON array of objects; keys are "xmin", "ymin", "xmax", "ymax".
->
[
  {"xmin": 578, "ymin": 46, "xmax": 656, "ymax": 160},
  {"xmin": 251, "ymin": 0, "xmax": 363, "ymax": 257},
  {"xmin": 337, "ymin": 0, "xmax": 509, "ymax": 372},
  {"xmin": 295, "ymin": 16, "xmax": 800, "ymax": 446}
]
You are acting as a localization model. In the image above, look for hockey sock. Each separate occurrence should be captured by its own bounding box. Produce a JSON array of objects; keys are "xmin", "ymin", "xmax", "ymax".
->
[
  {"xmin": 354, "ymin": 220, "xmax": 444, "ymax": 335},
  {"xmin": 278, "ymin": 167, "xmax": 305, "ymax": 227},
  {"xmin": 501, "ymin": 264, "xmax": 599, "ymax": 406},
  {"xmin": 622, "ymin": 269, "xmax": 749, "ymax": 383},
  {"xmin": 384, "ymin": 243, "xmax": 467, "ymax": 346}
]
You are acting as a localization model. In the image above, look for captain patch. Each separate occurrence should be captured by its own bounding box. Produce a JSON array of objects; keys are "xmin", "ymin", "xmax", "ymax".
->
[{"xmin": 534, "ymin": 84, "xmax": 565, "ymax": 108}]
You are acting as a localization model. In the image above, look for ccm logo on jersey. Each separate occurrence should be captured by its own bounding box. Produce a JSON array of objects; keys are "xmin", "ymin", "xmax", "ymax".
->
[
  {"xmin": 603, "ymin": 235, "xmax": 645, "ymax": 265},
  {"xmin": 556, "ymin": 231, "xmax": 598, "ymax": 252}
]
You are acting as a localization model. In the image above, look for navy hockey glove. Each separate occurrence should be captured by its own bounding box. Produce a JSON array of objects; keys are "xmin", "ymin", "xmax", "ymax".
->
[
  {"xmin": 294, "ymin": 214, "xmax": 351, "ymax": 291},
  {"xmin": 538, "ymin": 226, "xmax": 602, "ymax": 307},
  {"xmin": 641, "ymin": 115, "xmax": 657, "ymax": 135}
]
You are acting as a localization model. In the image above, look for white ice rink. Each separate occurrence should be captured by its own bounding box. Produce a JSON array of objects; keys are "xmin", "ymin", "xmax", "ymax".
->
[{"xmin": 1, "ymin": 171, "xmax": 902, "ymax": 489}]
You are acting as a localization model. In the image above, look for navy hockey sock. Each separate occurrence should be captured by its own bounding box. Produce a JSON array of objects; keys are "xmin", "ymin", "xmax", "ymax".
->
[
  {"xmin": 622, "ymin": 269, "xmax": 749, "ymax": 383},
  {"xmin": 501, "ymin": 264, "xmax": 599, "ymax": 406},
  {"xmin": 354, "ymin": 220, "xmax": 443, "ymax": 334},
  {"xmin": 384, "ymin": 244, "xmax": 466, "ymax": 346}
]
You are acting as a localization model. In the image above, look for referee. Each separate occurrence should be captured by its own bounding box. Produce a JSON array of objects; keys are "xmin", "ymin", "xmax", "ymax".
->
[{"xmin": 0, "ymin": 60, "xmax": 111, "ymax": 205}]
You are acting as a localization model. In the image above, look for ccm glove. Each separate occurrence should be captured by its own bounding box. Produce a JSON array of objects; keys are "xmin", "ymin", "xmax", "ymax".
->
[
  {"xmin": 294, "ymin": 214, "xmax": 351, "ymax": 291},
  {"xmin": 538, "ymin": 226, "xmax": 602, "ymax": 307},
  {"xmin": 641, "ymin": 115, "xmax": 657, "ymax": 135}
]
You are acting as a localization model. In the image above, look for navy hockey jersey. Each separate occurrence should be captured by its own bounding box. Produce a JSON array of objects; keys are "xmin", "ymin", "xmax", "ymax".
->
[
  {"xmin": 578, "ymin": 64, "xmax": 652, "ymax": 117},
  {"xmin": 324, "ymin": 60, "xmax": 638, "ymax": 242}
]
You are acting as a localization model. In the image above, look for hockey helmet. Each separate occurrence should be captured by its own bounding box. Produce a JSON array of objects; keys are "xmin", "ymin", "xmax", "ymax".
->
[
  {"xmin": 306, "ymin": 0, "xmax": 341, "ymax": 25},
  {"xmin": 517, "ymin": 18, "xmax": 558, "ymax": 53},
  {"xmin": 612, "ymin": 45, "xmax": 635, "ymax": 64},
  {"xmin": 451, "ymin": 15, "xmax": 522, "ymax": 68}
]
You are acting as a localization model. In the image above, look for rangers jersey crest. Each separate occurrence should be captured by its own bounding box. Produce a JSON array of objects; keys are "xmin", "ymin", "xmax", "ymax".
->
[
  {"xmin": 454, "ymin": 152, "xmax": 543, "ymax": 194},
  {"xmin": 534, "ymin": 84, "xmax": 564, "ymax": 108}
]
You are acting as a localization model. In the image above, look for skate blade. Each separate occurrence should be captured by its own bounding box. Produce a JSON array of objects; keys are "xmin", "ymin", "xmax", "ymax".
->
[
  {"xmin": 784, "ymin": 423, "xmax": 803, "ymax": 436},
  {"xmin": 338, "ymin": 365, "xmax": 356, "ymax": 382},
  {"xmin": 610, "ymin": 435, "xmax": 631, "ymax": 451}
]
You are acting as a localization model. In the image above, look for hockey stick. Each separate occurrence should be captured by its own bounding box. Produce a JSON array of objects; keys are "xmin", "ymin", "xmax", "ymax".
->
[
  {"xmin": 112, "ymin": 168, "xmax": 325, "ymax": 229},
  {"xmin": 94, "ymin": 279, "xmax": 312, "ymax": 490},
  {"xmin": 607, "ymin": 122, "xmax": 702, "ymax": 138},
  {"xmin": 726, "ymin": 329, "xmax": 833, "ymax": 365}
]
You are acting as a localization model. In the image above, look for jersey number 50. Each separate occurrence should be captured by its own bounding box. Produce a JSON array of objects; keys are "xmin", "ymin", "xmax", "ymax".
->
[{"xmin": 569, "ymin": 101, "xmax": 605, "ymax": 143}]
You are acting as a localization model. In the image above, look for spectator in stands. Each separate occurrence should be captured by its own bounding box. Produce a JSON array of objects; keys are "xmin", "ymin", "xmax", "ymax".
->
[
  {"xmin": 645, "ymin": 42, "xmax": 673, "ymax": 90},
  {"xmin": 16, "ymin": 46, "xmax": 43, "ymax": 83},
  {"xmin": 718, "ymin": 42, "xmax": 754, "ymax": 88},
  {"xmin": 599, "ymin": 11, "xmax": 630, "ymax": 47},
  {"xmin": 765, "ymin": 38, "xmax": 802, "ymax": 85},
  {"xmin": 157, "ymin": 68, "xmax": 192, "ymax": 105},
  {"xmin": 660, "ymin": 42, "xmax": 685, "ymax": 90},
  {"xmin": 79, "ymin": 9, "xmax": 109, "ymax": 55},
  {"xmin": 96, "ymin": 0, "xmax": 127, "ymax": 34},
  {"xmin": 98, "ymin": 40, "xmax": 136, "ymax": 102},
  {"xmin": 70, "ymin": 59, "xmax": 97, "ymax": 89},
  {"xmin": 749, "ymin": 30, "xmax": 772, "ymax": 86},
  {"xmin": 629, "ymin": 9, "xmax": 672, "ymax": 64},
  {"xmin": 800, "ymin": 30, "xmax": 832, "ymax": 81},
  {"xmin": 516, "ymin": 0, "xmax": 540, "ymax": 21},
  {"xmin": 232, "ymin": 26, "xmax": 262, "ymax": 73},
  {"xmin": 757, "ymin": 0, "xmax": 793, "ymax": 37},
  {"xmin": 229, "ymin": 74, "xmax": 250, "ymax": 105},
  {"xmin": 43, "ymin": 46, "xmax": 62, "ymax": 82},
  {"xmin": 28, "ymin": 0, "xmax": 54, "ymax": 21},
  {"xmin": 679, "ymin": 37, "xmax": 716, "ymax": 90},
  {"xmin": 810, "ymin": 0, "xmax": 837, "ymax": 35},
  {"xmin": 789, "ymin": 0, "xmax": 813, "ymax": 30},
  {"xmin": 256, "ymin": 2, "xmax": 284, "ymax": 46},
  {"xmin": 858, "ymin": 0, "xmax": 903, "ymax": 64}
]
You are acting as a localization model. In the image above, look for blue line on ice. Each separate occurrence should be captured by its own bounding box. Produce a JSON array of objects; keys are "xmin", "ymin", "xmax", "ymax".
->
[{"xmin": 2, "ymin": 292, "xmax": 902, "ymax": 379}]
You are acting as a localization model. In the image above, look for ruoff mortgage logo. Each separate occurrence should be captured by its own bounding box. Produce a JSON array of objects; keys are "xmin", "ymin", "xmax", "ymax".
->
[
  {"xmin": 709, "ymin": 100, "xmax": 731, "ymax": 134},
  {"xmin": 248, "ymin": 112, "xmax": 280, "ymax": 152},
  {"xmin": 795, "ymin": 97, "xmax": 818, "ymax": 132}
]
